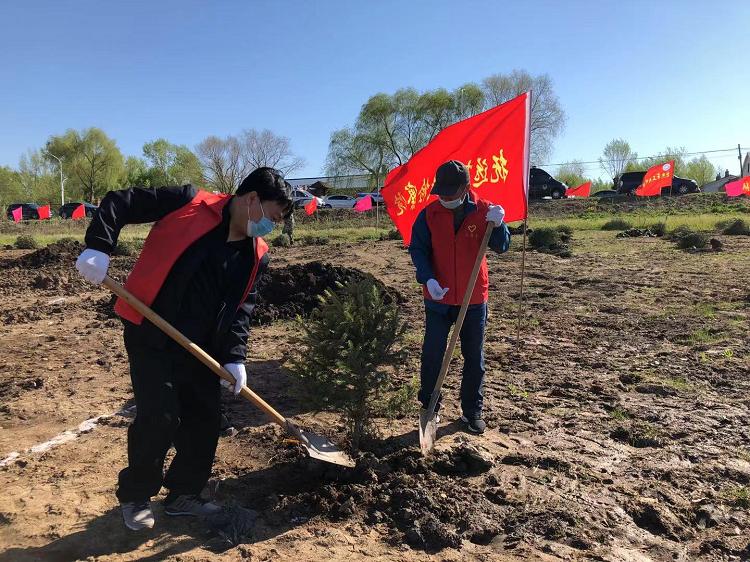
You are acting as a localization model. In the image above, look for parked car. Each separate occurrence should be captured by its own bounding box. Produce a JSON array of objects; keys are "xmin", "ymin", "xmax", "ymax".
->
[
  {"xmin": 614, "ymin": 171, "xmax": 699, "ymax": 196},
  {"xmin": 59, "ymin": 202, "xmax": 98, "ymax": 219},
  {"xmin": 291, "ymin": 189, "xmax": 325, "ymax": 209},
  {"xmin": 323, "ymin": 194, "xmax": 357, "ymax": 209},
  {"xmin": 591, "ymin": 190, "xmax": 619, "ymax": 199},
  {"xmin": 6, "ymin": 203, "xmax": 41, "ymax": 220},
  {"xmin": 529, "ymin": 167, "xmax": 568, "ymax": 200},
  {"xmin": 356, "ymin": 192, "xmax": 384, "ymax": 205}
]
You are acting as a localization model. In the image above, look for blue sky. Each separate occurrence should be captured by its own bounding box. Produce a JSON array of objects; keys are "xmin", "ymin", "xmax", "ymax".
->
[{"xmin": 1, "ymin": 0, "xmax": 748, "ymax": 181}]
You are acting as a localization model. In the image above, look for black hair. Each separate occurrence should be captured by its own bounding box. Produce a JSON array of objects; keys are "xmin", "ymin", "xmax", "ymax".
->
[{"xmin": 236, "ymin": 167, "xmax": 293, "ymax": 216}]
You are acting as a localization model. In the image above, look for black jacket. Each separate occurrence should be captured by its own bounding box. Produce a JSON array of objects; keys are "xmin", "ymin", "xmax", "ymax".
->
[{"xmin": 85, "ymin": 184, "xmax": 268, "ymax": 364}]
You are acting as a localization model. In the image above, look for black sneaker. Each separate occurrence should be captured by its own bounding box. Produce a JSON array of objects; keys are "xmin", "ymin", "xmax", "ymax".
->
[
  {"xmin": 460, "ymin": 415, "xmax": 486, "ymax": 434},
  {"xmin": 164, "ymin": 494, "xmax": 222, "ymax": 517}
]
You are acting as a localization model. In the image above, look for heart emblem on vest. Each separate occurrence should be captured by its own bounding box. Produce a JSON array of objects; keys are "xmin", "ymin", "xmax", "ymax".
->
[{"xmin": 467, "ymin": 224, "xmax": 477, "ymax": 233}]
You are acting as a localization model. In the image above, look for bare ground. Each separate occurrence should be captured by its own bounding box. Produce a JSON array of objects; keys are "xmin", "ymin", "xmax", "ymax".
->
[{"xmin": 1, "ymin": 230, "xmax": 749, "ymax": 561}]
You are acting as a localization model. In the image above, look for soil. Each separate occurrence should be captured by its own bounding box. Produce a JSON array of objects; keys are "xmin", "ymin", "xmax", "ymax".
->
[{"xmin": 1, "ymin": 229, "xmax": 750, "ymax": 561}]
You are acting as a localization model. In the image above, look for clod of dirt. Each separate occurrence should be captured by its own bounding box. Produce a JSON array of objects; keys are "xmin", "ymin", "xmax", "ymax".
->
[
  {"xmin": 432, "ymin": 443, "xmax": 494, "ymax": 475},
  {"xmin": 204, "ymin": 505, "xmax": 259, "ymax": 545},
  {"xmin": 627, "ymin": 499, "xmax": 690, "ymax": 541}
]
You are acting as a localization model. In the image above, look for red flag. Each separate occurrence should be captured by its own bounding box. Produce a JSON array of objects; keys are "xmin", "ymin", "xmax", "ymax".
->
[
  {"xmin": 11, "ymin": 207, "xmax": 22, "ymax": 222},
  {"xmin": 304, "ymin": 197, "xmax": 318, "ymax": 215},
  {"xmin": 71, "ymin": 204, "xmax": 86, "ymax": 220},
  {"xmin": 37, "ymin": 205, "xmax": 51, "ymax": 220},
  {"xmin": 353, "ymin": 195, "xmax": 373, "ymax": 213},
  {"xmin": 635, "ymin": 161, "xmax": 675, "ymax": 197},
  {"xmin": 724, "ymin": 177, "xmax": 750, "ymax": 197},
  {"xmin": 382, "ymin": 92, "xmax": 531, "ymax": 245},
  {"xmin": 566, "ymin": 181, "xmax": 591, "ymax": 198}
]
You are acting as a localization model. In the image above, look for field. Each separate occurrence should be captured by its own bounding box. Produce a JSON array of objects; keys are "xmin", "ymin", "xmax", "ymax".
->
[{"xmin": 1, "ymin": 193, "xmax": 750, "ymax": 561}]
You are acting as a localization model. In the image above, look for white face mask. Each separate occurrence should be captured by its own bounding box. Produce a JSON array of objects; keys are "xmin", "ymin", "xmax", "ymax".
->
[{"xmin": 439, "ymin": 194, "xmax": 466, "ymax": 209}]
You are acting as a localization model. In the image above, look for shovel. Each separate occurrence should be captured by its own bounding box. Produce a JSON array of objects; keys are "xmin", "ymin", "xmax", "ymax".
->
[
  {"xmin": 103, "ymin": 276, "xmax": 356, "ymax": 468},
  {"xmin": 419, "ymin": 223, "xmax": 494, "ymax": 456}
]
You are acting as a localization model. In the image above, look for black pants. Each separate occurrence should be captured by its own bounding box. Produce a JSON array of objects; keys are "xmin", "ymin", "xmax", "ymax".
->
[{"xmin": 116, "ymin": 333, "xmax": 221, "ymax": 502}]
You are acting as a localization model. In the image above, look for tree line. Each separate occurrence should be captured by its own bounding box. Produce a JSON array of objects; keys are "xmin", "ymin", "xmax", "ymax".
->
[{"xmin": 0, "ymin": 128, "xmax": 305, "ymax": 209}]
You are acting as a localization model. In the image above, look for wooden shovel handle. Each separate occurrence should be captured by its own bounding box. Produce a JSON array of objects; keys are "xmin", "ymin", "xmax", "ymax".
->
[
  {"xmin": 103, "ymin": 276, "xmax": 287, "ymax": 427},
  {"xmin": 426, "ymin": 223, "xmax": 494, "ymax": 415}
]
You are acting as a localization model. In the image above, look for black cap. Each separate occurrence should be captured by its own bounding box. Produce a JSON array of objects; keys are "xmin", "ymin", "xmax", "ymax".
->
[{"xmin": 431, "ymin": 160, "xmax": 470, "ymax": 196}]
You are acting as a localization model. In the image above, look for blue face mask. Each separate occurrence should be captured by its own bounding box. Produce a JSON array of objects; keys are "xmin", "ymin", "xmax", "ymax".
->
[{"xmin": 247, "ymin": 200, "xmax": 276, "ymax": 238}]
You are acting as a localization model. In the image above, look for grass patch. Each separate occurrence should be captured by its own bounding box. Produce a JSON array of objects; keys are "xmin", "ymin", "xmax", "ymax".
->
[
  {"xmin": 507, "ymin": 384, "xmax": 529, "ymax": 400},
  {"xmin": 609, "ymin": 407, "xmax": 629, "ymax": 421},
  {"xmin": 14, "ymin": 234, "xmax": 38, "ymax": 249},
  {"xmin": 601, "ymin": 218, "xmax": 632, "ymax": 231},
  {"xmin": 270, "ymin": 233, "xmax": 292, "ymax": 248},
  {"xmin": 721, "ymin": 486, "xmax": 750, "ymax": 509},
  {"xmin": 719, "ymin": 219, "xmax": 750, "ymax": 236},
  {"xmin": 688, "ymin": 328, "xmax": 724, "ymax": 345}
]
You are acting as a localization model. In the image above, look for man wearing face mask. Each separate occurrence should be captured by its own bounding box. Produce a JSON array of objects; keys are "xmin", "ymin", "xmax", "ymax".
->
[
  {"xmin": 74, "ymin": 167, "xmax": 291, "ymax": 531},
  {"xmin": 409, "ymin": 160, "xmax": 510, "ymax": 435}
]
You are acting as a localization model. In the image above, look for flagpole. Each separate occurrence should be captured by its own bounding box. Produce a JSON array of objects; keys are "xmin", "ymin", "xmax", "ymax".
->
[
  {"xmin": 515, "ymin": 90, "xmax": 532, "ymax": 351},
  {"xmin": 515, "ymin": 218, "xmax": 528, "ymax": 349}
]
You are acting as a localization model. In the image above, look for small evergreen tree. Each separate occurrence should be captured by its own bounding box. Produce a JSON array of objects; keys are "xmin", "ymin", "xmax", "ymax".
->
[{"xmin": 290, "ymin": 278, "xmax": 406, "ymax": 453}]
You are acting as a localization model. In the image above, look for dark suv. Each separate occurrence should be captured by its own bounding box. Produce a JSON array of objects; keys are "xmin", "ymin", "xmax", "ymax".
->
[
  {"xmin": 615, "ymin": 171, "xmax": 699, "ymax": 196},
  {"xmin": 529, "ymin": 167, "xmax": 567, "ymax": 199},
  {"xmin": 6, "ymin": 203, "xmax": 41, "ymax": 220},
  {"xmin": 59, "ymin": 202, "xmax": 98, "ymax": 218}
]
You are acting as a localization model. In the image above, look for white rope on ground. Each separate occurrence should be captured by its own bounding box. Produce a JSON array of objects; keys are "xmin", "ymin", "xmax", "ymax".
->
[{"xmin": 0, "ymin": 405, "xmax": 136, "ymax": 467}]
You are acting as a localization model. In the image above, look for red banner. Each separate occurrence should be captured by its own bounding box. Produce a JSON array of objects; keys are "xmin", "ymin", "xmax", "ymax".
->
[
  {"xmin": 724, "ymin": 177, "xmax": 750, "ymax": 197},
  {"xmin": 635, "ymin": 161, "xmax": 675, "ymax": 197},
  {"xmin": 71, "ymin": 204, "xmax": 86, "ymax": 220},
  {"xmin": 11, "ymin": 207, "xmax": 22, "ymax": 222},
  {"xmin": 353, "ymin": 195, "xmax": 373, "ymax": 213},
  {"xmin": 382, "ymin": 92, "xmax": 531, "ymax": 245},
  {"xmin": 38, "ymin": 205, "xmax": 51, "ymax": 220},
  {"xmin": 566, "ymin": 181, "xmax": 591, "ymax": 198}
]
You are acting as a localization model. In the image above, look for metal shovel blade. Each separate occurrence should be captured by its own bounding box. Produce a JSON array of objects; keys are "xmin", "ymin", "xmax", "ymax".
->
[
  {"xmin": 286, "ymin": 421, "xmax": 356, "ymax": 468},
  {"xmin": 419, "ymin": 409, "xmax": 438, "ymax": 456}
]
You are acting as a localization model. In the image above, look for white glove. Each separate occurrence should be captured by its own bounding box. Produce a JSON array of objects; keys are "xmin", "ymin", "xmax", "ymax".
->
[
  {"xmin": 75, "ymin": 249, "xmax": 110, "ymax": 285},
  {"xmin": 486, "ymin": 204, "xmax": 506, "ymax": 226},
  {"xmin": 426, "ymin": 279, "xmax": 449, "ymax": 301},
  {"xmin": 222, "ymin": 363, "xmax": 247, "ymax": 395}
]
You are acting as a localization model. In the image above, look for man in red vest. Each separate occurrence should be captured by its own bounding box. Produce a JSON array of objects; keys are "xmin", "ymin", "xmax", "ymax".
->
[
  {"xmin": 75, "ymin": 168, "xmax": 292, "ymax": 531},
  {"xmin": 409, "ymin": 160, "xmax": 510, "ymax": 434}
]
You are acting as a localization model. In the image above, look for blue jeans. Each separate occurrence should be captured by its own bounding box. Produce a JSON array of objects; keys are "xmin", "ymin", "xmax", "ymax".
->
[{"xmin": 418, "ymin": 302, "xmax": 487, "ymax": 419}]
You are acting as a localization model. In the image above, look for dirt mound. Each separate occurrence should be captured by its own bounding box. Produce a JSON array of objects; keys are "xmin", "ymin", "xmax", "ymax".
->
[
  {"xmin": 263, "ymin": 443, "xmax": 502, "ymax": 552},
  {"xmin": 7, "ymin": 239, "xmax": 84, "ymax": 269},
  {"xmin": 252, "ymin": 261, "xmax": 400, "ymax": 326}
]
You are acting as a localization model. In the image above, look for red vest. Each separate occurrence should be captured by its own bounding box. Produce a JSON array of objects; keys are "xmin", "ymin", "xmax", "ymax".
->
[
  {"xmin": 114, "ymin": 190, "xmax": 269, "ymax": 325},
  {"xmin": 423, "ymin": 195, "xmax": 490, "ymax": 306}
]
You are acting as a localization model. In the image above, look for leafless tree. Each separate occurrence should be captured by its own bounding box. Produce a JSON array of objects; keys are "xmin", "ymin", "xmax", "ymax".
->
[
  {"xmin": 481, "ymin": 70, "xmax": 566, "ymax": 164},
  {"xmin": 599, "ymin": 139, "xmax": 637, "ymax": 181},
  {"xmin": 195, "ymin": 135, "xmax": 248, "ymax": 194},
  {"xmin": 240, "ymin": 129, "xmax": 305, "ymax": 176}
]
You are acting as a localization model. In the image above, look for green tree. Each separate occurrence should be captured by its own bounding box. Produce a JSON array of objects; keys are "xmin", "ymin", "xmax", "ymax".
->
[
  {"xmin": 122, "ymin": 156, "xmax": 151, "ymax": 187},
  {"xmin": 0, "ymin": 166, "xmax": 23, "ymax": 215},
  {"xmin": 142, "ymin": 139, "xmax": 203, "ymax": 186},
  {"xmin": 326, "ymin": 81, "xmax": 495, "ymax": 185},
  {"xmin": 636, "ymin": 146, "xmax": 688, "ymax": 177},
  {"xmin": 45, "ymin": 128, "xmax": 125, "ymax": 202},
  {"xmin": 684, "ymin": 155, "xmax": 717, "ymax": 187},
  {"xmin": 17, "ymin": 150, "xmax": 58, "ymax": 204},
  {"xmin": 290, "ymin": 279, "xmax": 407, "ymax": 453},
  {"xmin": 600, "ymin": 139, "xmax": 638, "ymax": 181}
]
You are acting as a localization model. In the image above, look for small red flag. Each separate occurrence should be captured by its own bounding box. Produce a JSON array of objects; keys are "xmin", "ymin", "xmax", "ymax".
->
[
  {"xmin": 38, "ymin": 205, "xmax": 51, "ymax": 220},
  {"xmin": 304, "ymin": 197, "xmax": 318, "ymax": 216},
  {"xmin": 353, "ymin": 195, "xmax": 373, "ymax": 213},
  {"xmin": 71, "ymin": 204, "xmax": 86, "ymax": 220},
  {"xmin": 724, "ymin": 177, "xmax": 750, "ymax": 197},
  {"xmin": 635, "ymin": 161, "xmax": 675, "ymax": 197},
  {"xmin": 381, "ymin": 92, "xmax": 531, "ymax": 245},
  {"xmin": 11, "ymin": 207, "xmax": 22, "ymax": 222},
  {"xmin": 566, "ymin": 181, "xmax": 591, "ymax": 198}
]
